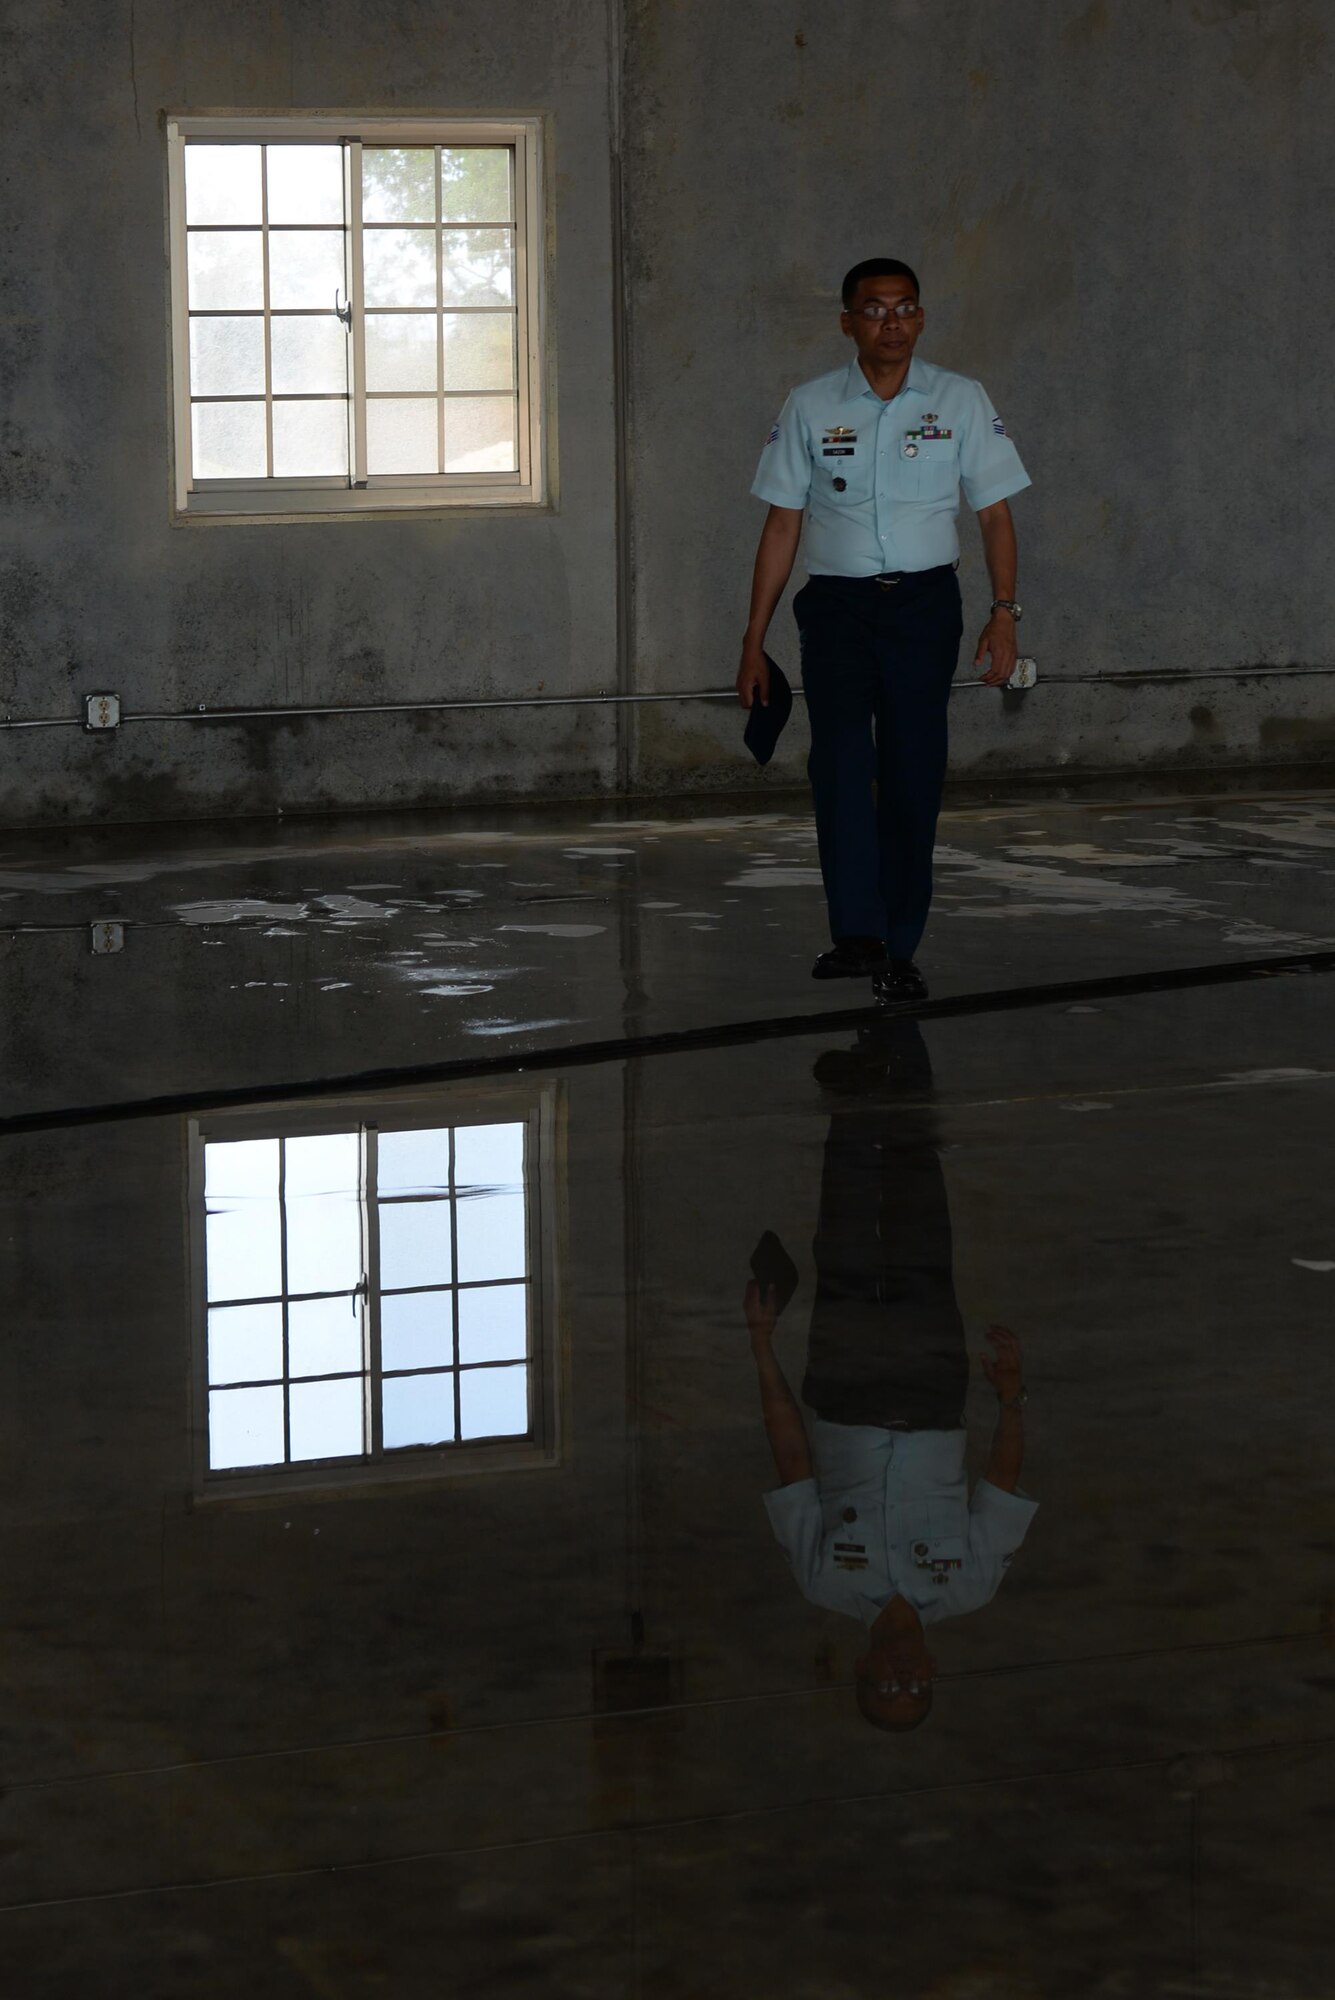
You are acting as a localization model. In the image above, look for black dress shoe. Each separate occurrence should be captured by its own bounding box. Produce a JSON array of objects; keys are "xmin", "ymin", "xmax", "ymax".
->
[
  {"xmin": 872, "ymin": 958, "xmax": 929, "ymax": 1005},
  {"xmin": 811, "ymin": 936, "xmax": 889, "ymax": 980}
]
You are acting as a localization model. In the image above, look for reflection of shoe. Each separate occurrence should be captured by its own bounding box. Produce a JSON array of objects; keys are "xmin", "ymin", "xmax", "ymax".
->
[
  {"xmin": 814, "ymin": 1017, "xmax": 934, "ymax": 1095},
  {"xmin": 811, "ymin": 936, "xmax": 889, "ymax": 980},
  {"xmin": 857, "ymin": 1016, "xmax": 934, "ymax": 1090},
  {"xmin": 872, "ymin": 959, "xmax": 929, "ymax": 1006}
]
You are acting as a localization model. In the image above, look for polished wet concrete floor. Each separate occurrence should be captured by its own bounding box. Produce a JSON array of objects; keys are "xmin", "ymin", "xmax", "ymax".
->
[{"xmin": 2, "ymin": 786, "xmax": 1333, "ymax": 1995}]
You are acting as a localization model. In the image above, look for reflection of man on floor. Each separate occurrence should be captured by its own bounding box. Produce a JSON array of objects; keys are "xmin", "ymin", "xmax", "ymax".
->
[{"xmin": 746, "ymin": 1022, "xmax": 1037, "ymax": 1731}]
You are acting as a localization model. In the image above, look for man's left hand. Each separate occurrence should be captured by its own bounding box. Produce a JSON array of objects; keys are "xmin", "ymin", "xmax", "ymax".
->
[
  {"xmin": 975, "ymin": 613, "xmax": 1018, "ymax": 687},
  {"xmin": 743, "ymin": 1278, "xmax": 779, "ymax": 1347}
]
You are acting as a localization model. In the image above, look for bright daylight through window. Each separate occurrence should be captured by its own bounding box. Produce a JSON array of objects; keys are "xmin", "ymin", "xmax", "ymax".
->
[
  {"xmin": 198, "ymin": 1119, "xmax": 538, "ymax": 1486},
  {"xmin": 167, "ymin": 118, "xmax": 544, "ymax": 516}
]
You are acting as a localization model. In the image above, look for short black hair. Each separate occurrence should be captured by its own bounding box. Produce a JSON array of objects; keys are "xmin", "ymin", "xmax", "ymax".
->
[{"xmin": 841, "ymin": 259, "xmax": 921, "ymax": 309}]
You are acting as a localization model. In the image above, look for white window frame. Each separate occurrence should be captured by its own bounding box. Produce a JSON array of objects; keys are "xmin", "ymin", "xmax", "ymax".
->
[
  {"xmin": 186, "ymin": 1081, "xmax": 564, "ymax": 1502},
  {"xmin": 166, "ymin": 114, "xmax": 547, "ymax": 522}
]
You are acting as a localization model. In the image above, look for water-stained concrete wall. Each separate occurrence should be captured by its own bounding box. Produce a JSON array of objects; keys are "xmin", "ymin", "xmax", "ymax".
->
[
  {"xmin": 2, "ymin": 0, "xmax": 1333, "ymax": 827},
  {"xmin": 0, "ymin": 0, "xmax": 621, "ymax": 825},
  {"xmin": 622, "ymin": 0, "xmax": 1335, "ymax": 790}
]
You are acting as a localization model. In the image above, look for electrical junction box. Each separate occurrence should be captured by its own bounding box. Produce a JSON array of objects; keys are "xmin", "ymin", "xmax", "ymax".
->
[
  {"xmin": 82, "ymin": 692, "xmax": 121, "ymax": 731},
  {"xmin": 1010, "ymin": 657, "xmax": 1038, "ymax": 690},
  {"xmin": 89, "ymin": 921, "xmax": 125, "ymax": 955}
]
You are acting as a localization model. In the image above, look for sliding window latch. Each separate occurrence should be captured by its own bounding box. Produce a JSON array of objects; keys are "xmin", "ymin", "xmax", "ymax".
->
[{"xmin": 334, "ymin": 289, "xmax": 352, "ymax": 329}]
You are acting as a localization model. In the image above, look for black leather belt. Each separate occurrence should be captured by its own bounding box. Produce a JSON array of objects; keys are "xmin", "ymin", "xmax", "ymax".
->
[{"xmin": 812, "ymin": 563, "xmax": 957, "ymax": 591}]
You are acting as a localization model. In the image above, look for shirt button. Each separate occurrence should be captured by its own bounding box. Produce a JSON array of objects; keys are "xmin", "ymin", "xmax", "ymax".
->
[{"xmin": 842, "ymin": 1506, "xmax": 858, "ymax": 1523}]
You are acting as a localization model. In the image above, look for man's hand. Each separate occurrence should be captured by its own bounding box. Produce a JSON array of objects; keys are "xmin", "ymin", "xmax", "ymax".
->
[
  {"xmin": 743, "ymin": 1278, "xmax": 779, "ymax": 1346},
  {"xmin": 975, "ymin": 499, "xmax": 1020, "ymax": 686},
  {"xmin": 975, "ymin": 613, "xmax": 1018, "ymax": 687},
  {"xmin": 981, "ymin": 1323, "xmax": 1024, "ymax": 1401},
  {"xmin": 738, "ymin": 505, "xmax": 803, "ymax": 708},
  {"xmin": 736, "ymin": 644, "xmax": 771, "ymax": 710}
]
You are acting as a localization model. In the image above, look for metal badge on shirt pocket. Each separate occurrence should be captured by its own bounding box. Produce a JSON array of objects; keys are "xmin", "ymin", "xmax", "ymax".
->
[
  {"xmin": 822, "ymin": 426, "xmax": 858, "ymax": 457},
  {"xmin": 912, "ymin": 1537, "xmax": 964, "ymax": 1585}
]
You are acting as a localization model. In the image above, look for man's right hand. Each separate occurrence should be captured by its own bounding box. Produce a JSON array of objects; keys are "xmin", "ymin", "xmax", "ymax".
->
[
  {"xmin": 982, "ymin": 1324, "xmax": 1024, "ymax": 1403},
  {"xmin": 736, "ymin": 645, "xmax": 770, "ymax": 710}
]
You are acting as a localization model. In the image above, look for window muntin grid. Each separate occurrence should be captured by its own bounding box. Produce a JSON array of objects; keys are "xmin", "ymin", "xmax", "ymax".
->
[
  {"xmin": 172, "ymin": 122, "xmax": 536, "ymax": 509},
  {"xmin": 359, "ymin": 146, "xmax": 519, "ymax": 477},
  {"xmin": 184, "ymin": 143, "xmax": 353, "ymax": 481},
  {"xmin": 202, "ymin": 1119, "xmax": 532, "ymax": 1477}
]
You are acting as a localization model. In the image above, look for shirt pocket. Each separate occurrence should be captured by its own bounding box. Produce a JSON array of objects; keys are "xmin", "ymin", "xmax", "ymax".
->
[
  {"xmin": 900, "ymin": 1498, "xmax": 968, "ymax": 1578},
  {"xmin": 912, "ymin": 437, "xmax": 960, "ymax": 501},
  {"xmin": 812, "ymin": 440, "xmax": 874, "ymax": 503}
]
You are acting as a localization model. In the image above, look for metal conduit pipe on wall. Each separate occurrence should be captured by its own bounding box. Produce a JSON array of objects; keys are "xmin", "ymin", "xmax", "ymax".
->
[{"xmin": 1, "ymin": 664, "xmax": 1332, "ymax": 732}]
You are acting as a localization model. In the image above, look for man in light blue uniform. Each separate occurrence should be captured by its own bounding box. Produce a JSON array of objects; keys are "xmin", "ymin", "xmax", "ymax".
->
[
  {"xmin": 744, "ymin": 1019, "xmax": 1037, "ymax": 1732},
  {"xmin": 737, "ymin": 258, "xmax": 1032, "ymax": 1001}
]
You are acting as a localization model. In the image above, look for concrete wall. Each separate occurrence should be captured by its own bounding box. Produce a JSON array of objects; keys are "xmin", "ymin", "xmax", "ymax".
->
[
  {"xmin": 2, "ymin": 0, "xmax": 1333, "ymax": 828},
  {"xmin": 0, "ymin": 0, "xmax": 621, "ymax": 824},
  {"xmin": 623, "ymin": 0, "xmax": 1335, "ymax": 790}
]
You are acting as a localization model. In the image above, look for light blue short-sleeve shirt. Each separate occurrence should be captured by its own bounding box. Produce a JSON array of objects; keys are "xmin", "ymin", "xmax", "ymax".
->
[
  {"xmin": 752, "ymin": 353, "xmax": 1031, "ymax": 577},
  {"xmin": 763, "ymin": 1421, "xmax": 1039, "ymax": 1628}
]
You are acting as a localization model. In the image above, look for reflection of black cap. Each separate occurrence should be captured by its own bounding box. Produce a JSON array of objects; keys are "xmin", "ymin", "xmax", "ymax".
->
[{"xmin": 743, "ymin": 653, "xmax": 793, "ymax": 766}]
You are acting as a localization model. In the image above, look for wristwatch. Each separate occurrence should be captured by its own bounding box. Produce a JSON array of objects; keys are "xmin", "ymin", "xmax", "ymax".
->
[
  {"xmin": 998, "ymin": 1387, "xmax": 1028, "ymax": 1410},
  {"xmin": 991, "ymin": 598, "xmax": 1023, "ymax": 621}
]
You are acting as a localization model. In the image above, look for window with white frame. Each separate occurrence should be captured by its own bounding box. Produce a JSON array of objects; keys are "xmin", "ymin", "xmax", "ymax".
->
[
  {"xmin": 191, "ymin": 1096, "xmax": 559, "ymax": 1494},
  {"xmin": 166, "ymin": 117, "xmax": 545, "ymax": 518}
]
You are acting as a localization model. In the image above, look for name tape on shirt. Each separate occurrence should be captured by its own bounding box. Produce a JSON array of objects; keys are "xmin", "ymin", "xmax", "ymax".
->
[{"xmin": 834, "ymin": 1537, "xmax": 868, "ymax": 1572}]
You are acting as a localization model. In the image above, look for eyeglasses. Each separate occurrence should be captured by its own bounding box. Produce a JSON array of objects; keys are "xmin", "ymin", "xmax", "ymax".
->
[{"xmin": 849, "ymin": 301, "xmax": 921, "ymax": 322}]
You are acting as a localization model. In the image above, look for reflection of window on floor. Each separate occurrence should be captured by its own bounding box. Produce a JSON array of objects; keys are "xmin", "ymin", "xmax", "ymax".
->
[{"xmin": 192, "ymin": 1099, "xmax": 557, "ymax": 1493}]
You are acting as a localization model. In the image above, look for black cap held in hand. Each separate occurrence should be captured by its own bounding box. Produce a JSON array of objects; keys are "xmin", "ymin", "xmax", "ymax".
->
[{"xmin": 743, "ymin": 653, "xmax": 793, "ymax": 767}]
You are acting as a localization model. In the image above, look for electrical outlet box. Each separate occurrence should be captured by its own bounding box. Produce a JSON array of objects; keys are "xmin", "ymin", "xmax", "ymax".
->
[
  {"xmin": 82, "ymin": 692, "xmax": 121, "ymax": 731},
  {"xmin": 89, "ymin": 921, "xmax": 124, "ymax": 955},
  {"xmin": 1010, "ymin": 657, "xmax": 1038, "ymax": 690}
]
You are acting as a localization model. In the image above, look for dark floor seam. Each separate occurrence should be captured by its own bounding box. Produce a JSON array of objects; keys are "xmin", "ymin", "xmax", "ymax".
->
[
  {"xmin": 3, "ymin": 947, "xmax": 1334, "ymax": 1138},
  {"xmin": 2, "ymin": 1732, "xmax": 1331, "ymax": 1917}
]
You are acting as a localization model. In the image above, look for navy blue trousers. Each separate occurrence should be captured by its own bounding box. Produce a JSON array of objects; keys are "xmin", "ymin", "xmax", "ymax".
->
[
  {"xmin": 795, "ymin": 567, "xmax": 963, "ymax": 960},
  {"xmin": 802, "ymin": 1029, "xmax": 966, "ymax": 1431}
]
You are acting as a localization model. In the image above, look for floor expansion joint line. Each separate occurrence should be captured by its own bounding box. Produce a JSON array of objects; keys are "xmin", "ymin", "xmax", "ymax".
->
[
  {"xmin": 5, "ymin": 1621, "xmax": 1319, "ymax": 1798},
  {"xmin": 4, "ymin": 1733, "xmax": 1333, "ymax": 1919},
  {"xmin": 3, "ymin": 946, "xmax": 1334, "ymax": 1138}
]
